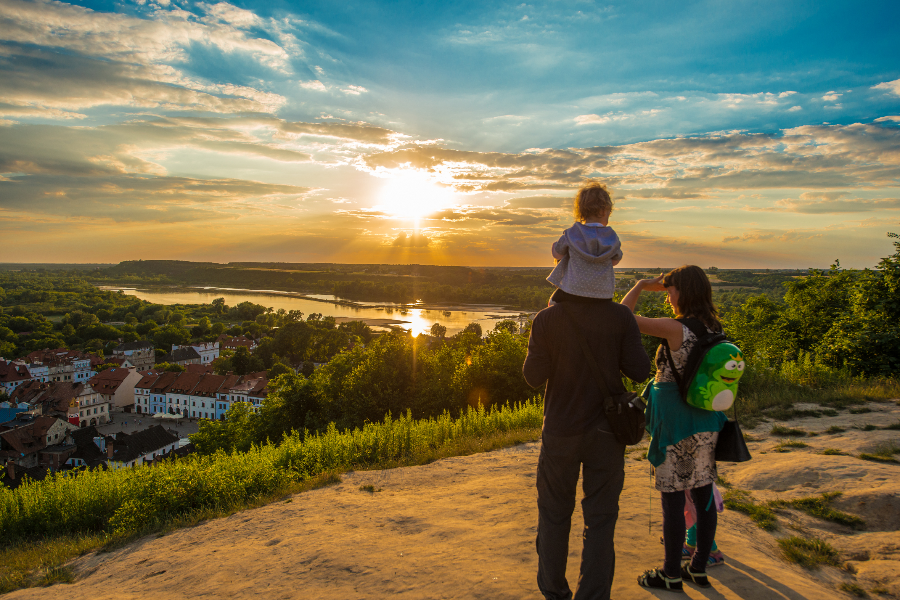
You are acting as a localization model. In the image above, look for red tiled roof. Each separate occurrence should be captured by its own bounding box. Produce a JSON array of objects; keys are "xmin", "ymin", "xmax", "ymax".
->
[
  {"xmin": 88, "ymin": 368, "xmax": 131, "ymax": 394},
  {"xmin": 0, "ymin": 361, "xmax": 31, "ymax": 383},
  {"xmin": 0, "ymin": 416, "xmax": 62, "ymax": 456},
  {"xmin": 191, "ymin": 374, "xmax": 227, "ymax": 397},
  {"xmin": 149, "ymin": 371, "xmax": 179, "ymax": 393},
  {"xmin": 167, "ymin": 372, "xmax": 202, "ymax": 395}
]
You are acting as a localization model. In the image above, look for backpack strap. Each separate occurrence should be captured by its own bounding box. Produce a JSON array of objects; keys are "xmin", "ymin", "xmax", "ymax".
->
[
  {"xmin": 661, "ymin": 317, "xmax": 717, "ymax": 400},
  {"xmin": 661, "ymin": 317, "xmax": 696, "ymax": 388}
]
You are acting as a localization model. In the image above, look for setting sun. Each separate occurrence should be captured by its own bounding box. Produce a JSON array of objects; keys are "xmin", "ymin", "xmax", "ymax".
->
[{"xmin": 377, "ymin": 170, "xmax": 455, "ymax": 225}]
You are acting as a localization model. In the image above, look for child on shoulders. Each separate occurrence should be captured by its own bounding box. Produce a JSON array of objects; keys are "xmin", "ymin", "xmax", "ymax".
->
[{"xmin": 548, "ymin": 181, "xmax": 622, "ymax": 301}]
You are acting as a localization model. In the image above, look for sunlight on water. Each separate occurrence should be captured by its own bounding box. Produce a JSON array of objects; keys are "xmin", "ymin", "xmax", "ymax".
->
[{"xmin": 102, "ymin": 287, "xmax": 528, "ymax": 336}]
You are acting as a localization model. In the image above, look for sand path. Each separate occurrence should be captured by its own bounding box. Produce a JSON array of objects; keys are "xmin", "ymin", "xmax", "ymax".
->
[{"xmin": 10, "ymin": 400, "xmax": 898, "ymax": 600}]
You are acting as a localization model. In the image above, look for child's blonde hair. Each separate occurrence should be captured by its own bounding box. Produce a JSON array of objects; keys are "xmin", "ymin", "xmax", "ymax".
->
[{"xmin": 574, "ymin": 181, "xmax": 613, "ymax": 222}]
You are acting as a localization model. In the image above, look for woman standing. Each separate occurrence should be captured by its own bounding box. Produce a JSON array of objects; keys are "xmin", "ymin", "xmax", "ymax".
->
[{"xmin": 621, "ymin": 265, "xmax": 727, "ymax": 592}]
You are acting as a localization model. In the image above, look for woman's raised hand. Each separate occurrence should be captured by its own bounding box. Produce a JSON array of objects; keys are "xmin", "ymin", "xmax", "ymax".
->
[{"xmin": 640, "ymin": 274, "xmax": 666, "ymax": 292}]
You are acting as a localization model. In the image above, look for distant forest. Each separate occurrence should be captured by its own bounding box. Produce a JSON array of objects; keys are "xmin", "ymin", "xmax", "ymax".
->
[{"xmin": 9, "ymin": 259, "xmax": 806, "ymax": 313}]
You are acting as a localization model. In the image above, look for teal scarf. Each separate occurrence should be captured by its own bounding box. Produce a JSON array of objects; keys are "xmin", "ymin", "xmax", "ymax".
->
[{"xmin": 643, "ymin": 382, "xmax": 727, "ymax": 467}]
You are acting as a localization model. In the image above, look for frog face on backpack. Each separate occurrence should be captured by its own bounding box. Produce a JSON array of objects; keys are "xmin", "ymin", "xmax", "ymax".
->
[{"xmin": 689, "ymin": 343, "xmax": 744, "ymax": 411}]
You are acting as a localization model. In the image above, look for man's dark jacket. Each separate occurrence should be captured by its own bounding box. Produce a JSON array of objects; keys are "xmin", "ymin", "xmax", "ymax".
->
[{"xmin": 523, "ymin": 296, "xmax": 651, "ymax": 436}]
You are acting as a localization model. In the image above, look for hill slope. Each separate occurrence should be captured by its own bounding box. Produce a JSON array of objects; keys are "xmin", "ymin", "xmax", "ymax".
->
[{"xmin": 12, "ymin": 400, "xmax": 900, "ymax": 600}]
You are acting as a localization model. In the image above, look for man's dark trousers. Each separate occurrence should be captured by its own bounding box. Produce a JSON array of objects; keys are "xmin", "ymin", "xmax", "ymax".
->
[{"xmin": 536, "ymin": 426, "xmax": 625, "ymax": 600}]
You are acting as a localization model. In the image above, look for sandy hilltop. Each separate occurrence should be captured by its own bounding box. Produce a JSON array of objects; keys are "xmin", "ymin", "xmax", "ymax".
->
[{"xmin": 10, "ymin": 401, "xmax": 899, "ymax": 600}]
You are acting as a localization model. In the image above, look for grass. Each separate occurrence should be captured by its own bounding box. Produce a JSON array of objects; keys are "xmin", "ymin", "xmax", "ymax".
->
[
  {"xmin": 858, "ymin": 441, "xmax": 900, "ymax": 464},
  {"xmin": 774, "ymin": 440, "xmax": 809, "ymax": 452},
  {"xmin": 0, "ymin": 400, "xmax": 544, "ymax": 593},
  {"xmin": 839, "ymin": 583, "xmax": 868, "ymax": 598},
  {"xmin": 770, "ymin": 492, "xmax": 865, "ymax": 528},
  {"xmin": 778, "ymin": 536, "xmax": 840, "ymax": 569},
  {"xmin": 858, "ymin": 454, "xmax": 899, "ymax": 464},
  {"xmin": 826, "ymin": 426, "xmax": 846, "ymax": 434},
  {"xmin": 882, "ymin": 421, "xmax": 900, "ymax": 430},
  {"xmin": 765, "ymin": 407, "xmax": 824, "ymax": 420},
  {"xmin": 359, "ymin": 484, "xmax": 382, "ymax": 493},
  {"xmin": 771, "ymin": 424, "xmax": 807, "ymax": 437},
  {"xmin": 857, "ymin": 424, "xmax": 878, "ymax": 432},
  {"xmin": 821, "ymin": 448, "xmax": 846, "ymax": 455},
  {"xmin": 723, "ymin": 489, "xmax": 778, "ymax": 531},
  {"xmin": 849, "ymin": 407, "xmax": 872, "ymax": 414},
  {"xmin": 733, "ymin": 360, "xmax": 898, "ymax": 427}
]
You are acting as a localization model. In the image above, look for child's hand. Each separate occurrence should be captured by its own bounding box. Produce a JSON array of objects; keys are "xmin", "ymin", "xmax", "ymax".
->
[{"xmin": 551, "ymin": 242, "xmax": 564, "ymax": 261}]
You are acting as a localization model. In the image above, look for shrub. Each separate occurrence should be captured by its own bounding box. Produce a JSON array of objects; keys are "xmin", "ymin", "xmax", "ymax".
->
[
  {"xmin": 0, "ymin": 399, "xmax": 543, "ymax": 543},
  {"xmin": 771, "ymin": 492, "xmax": 864, "ymax": 528},
  {"xmin": 771, "ymin": 425, "xmax": 807, "ymax": 437},
  {"xmin": 723, "ymin": 489, "xmax": 777, "ymax": 531},
  {"xmin": 778, "ymin": 536, "xmax": 840, "ymax": 569}
]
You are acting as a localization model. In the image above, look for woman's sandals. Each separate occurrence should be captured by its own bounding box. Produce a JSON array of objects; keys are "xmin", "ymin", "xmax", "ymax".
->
[
  {"xmin": 637, "ymin": 568, "xmax": 683, "ymax": 593},
  {"xmin": 681, "ymin": 564, "xmax": 711, "ymax": 588}
]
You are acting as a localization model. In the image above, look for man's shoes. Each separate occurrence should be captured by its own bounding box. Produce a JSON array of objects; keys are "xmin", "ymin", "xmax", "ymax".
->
[
  {"xmin": 681, "ymin": 563, "xmax": 711, "ymax": 588},
  {"xmin": 637, "ymin": 567, "xmax": 683, "ymax": 593}
]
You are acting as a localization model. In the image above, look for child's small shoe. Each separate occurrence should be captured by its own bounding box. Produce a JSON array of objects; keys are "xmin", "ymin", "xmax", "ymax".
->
[
  {"xmin": 707, "ymin": 550, "xmax": 726, "ymax": 567},
  {"xmin": 681, "ymin": 543, "xmax": 695, "ymax": 560}
]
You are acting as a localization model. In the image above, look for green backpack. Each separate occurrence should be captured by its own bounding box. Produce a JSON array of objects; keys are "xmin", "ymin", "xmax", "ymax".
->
[{"xmin": 663, "ymin": 318, "xmax": 745, "ymax": 412}]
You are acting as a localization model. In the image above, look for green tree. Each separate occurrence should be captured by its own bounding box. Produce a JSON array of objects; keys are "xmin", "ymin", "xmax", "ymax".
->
[
  {"xmin": 338, "ymin": 333, "xmax": 415, "ymax": 425},
  {"xmin": 462, "ymin": 322, "xmax": 483, "ymax": 337},
  {"xmin": 156, "ymin": 362, "xmax": 186, "ymax": 373},
  {"xmin": 153, "ymin": 325, "xmax": 191, "ymax": 350},
  {"xmin": 190, "ymin": 402, "xmax": 256, "ymax": 454},
  {"xmin": 492, "ymin": 319, "xmax": 518, "ymax": 335},
  {"xmin": 255, "ymin": 373, "xmax": 320, "ymax": 444},
  {"xmin": 267, "ymin": 360, "xmax": 292, "ymax": 380},
  {"xmin": 430, "ymin": 322, "xmax": 447, "ymax": 338},
  {"xmin": 816, "ymin": 233, "xmax": 900, "ymax": 375},
  {"xmin": 453, "ymin": 329, "xmax": 531, "ymax": 409}
]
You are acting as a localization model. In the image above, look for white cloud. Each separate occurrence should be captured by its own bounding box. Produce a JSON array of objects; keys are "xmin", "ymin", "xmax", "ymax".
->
[
  {"xmin": 300, "ymin": 80, "xmax": 328, "ymax": 91},
  {"xmin": 822, "ymin": 91, "xmax": 842, "ymax": 102},
  {"xmin": 788, "ymin": 105, "xmax": 802, "ymax": 112},
  {"xmin": 873, "ymin": 78, "xmax": 900, "ymax": 97},
  {"xmin": 574, "ymin": 112, "xmax": 631, "ymax": 125},
  {"xmin": 342, "ymin": 85, "xmax": 369, "ymax": 95}
]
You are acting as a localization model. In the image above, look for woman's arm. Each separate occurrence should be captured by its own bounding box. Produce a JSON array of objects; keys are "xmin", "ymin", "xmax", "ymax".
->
[{"xmin": 620, "ymin": 276, "xmax": 685, "ymax": 351}]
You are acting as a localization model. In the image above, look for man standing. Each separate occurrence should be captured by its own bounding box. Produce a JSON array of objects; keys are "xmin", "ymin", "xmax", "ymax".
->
[{"xmin": 523, "ymin": 290, "xmax": 650, "ymax": 600}]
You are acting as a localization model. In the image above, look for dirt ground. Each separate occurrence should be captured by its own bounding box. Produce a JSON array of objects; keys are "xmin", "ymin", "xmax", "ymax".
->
[{"xmin": 10, "ymin": 401, "xmax": 898, "ymax": 600}]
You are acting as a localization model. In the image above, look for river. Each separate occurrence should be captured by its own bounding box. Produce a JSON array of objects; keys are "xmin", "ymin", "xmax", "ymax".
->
[{"xmin": 99, "ymin": 286, "xmax": 532, "ymax": 336}]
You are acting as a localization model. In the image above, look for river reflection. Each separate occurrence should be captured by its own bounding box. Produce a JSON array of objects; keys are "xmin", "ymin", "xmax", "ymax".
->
[{"xmin": 100, "ymin": 286, "xmax": 531, "ymax": 336}]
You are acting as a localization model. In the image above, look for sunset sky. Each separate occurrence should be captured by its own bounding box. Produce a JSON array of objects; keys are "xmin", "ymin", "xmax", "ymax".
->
[{"xmin": 1, "ymin": 0, "xmax": 899, "ymax": 268}]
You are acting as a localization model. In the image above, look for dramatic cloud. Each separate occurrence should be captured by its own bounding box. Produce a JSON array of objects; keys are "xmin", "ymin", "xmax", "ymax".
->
[
  {"xmin": 2, "ymin": 0, "xmax": 899, "ymax": 267},
  {"xmin": 755, "ymin": 193, "xmax": 900, "ymax": 214},
  {"xmin": 359, "ymin": 121, "xmax": 900, "ymax": 198},
  {"xmin": 392, "ymin": 231, "xmax": 430, "ymax": 247}
]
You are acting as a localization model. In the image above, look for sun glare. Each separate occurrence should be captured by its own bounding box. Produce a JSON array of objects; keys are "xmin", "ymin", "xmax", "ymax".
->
[{"xmin": 378, "ymin": 170, "xmax": 454, "ymax": 225}]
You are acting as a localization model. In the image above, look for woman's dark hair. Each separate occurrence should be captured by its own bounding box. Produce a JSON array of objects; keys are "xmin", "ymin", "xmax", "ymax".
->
[{"xmin": 662, "ymin": 265, "xmax": 722, "ymax": 332}]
